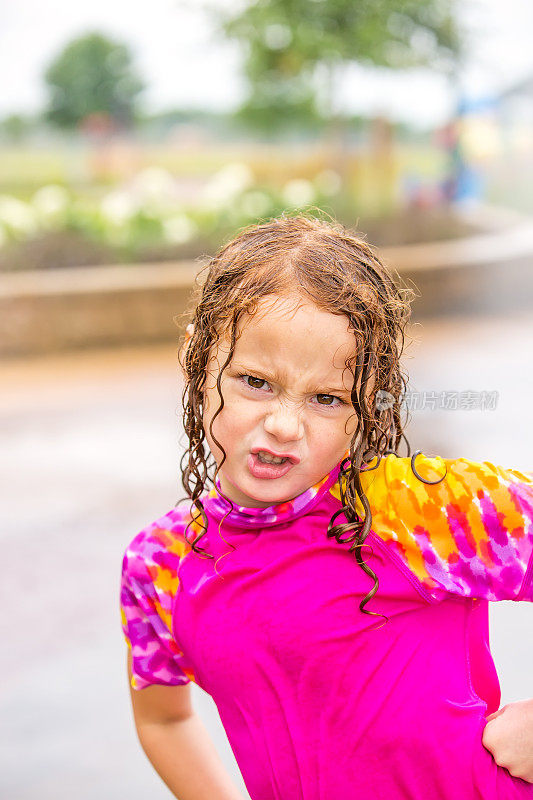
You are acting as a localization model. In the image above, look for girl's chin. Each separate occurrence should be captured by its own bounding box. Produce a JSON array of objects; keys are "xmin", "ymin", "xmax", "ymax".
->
[{"xmin": 223, "ymin": 473, "xmax": 301, "ymax": 508}]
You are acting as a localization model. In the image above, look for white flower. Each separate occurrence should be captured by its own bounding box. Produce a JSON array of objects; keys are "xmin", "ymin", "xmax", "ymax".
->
[
  {"xmin": 130, "ymin": 167, "xmax": 179, "ymax": 204},
  {"xmin": 162, "ymin": 214, "xmax": 198, "ymax": 244},
  {"xmin": 282, "ymin": 178, "xmax": 316, "ymax": 208},
  {"xmin": 314, "ymin": 169, "xmax": 342, "ymax": 196},
  {"xmin": 201, "ymin": 163, "xmax": 255, "ymax": 209},
  {"xmin": 100, "ymin": 190, "xmax": 140, "ymax": 225},
  {"xmin": 0, "ymin": 195, "xmax": 38, "ymax": 236},
  {"xmin": 32, "ymin": 185, "xmax": 69, "ymax": 221}
]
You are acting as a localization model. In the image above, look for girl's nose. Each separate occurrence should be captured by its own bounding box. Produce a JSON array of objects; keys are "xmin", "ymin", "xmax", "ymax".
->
[{"xmin": 263, "ymin": 402, "xmax": 304, "ymax": 443}]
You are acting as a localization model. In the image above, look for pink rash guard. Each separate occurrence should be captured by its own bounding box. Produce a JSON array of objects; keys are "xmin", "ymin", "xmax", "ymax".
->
[{"xmin": 120, "ymin": 453, "xmax": 533, "ymax": 799}]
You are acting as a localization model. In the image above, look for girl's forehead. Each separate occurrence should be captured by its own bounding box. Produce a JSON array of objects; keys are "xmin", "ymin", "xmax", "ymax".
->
[
  {"xmin": 238, "ymin": 294, "xmax": 353, "ymax": 343},
  {"xmin": 211, "ymin": 293, "xmax": 359, "ymax": 372}
]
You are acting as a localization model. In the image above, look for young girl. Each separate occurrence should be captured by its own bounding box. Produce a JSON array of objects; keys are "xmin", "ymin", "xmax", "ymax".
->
[{"xmin": 119, "ymin": 213, "xmax": 533, "ymax": 800}]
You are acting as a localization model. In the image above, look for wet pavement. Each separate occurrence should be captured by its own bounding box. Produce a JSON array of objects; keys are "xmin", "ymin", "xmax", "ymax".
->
[{"xmin": 1, "ymin": 309, "xmax": 532, "ymax": 799}]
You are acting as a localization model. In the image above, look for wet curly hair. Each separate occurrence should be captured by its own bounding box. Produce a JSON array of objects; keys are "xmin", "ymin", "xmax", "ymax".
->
[{"xmin": 177, "ymin": 211, "xmax": 445, "ymax": 625}]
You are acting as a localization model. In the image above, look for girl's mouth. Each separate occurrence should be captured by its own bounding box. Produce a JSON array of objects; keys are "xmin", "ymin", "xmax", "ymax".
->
[{"xmin": 247, "ymin": 451, "xmax": 295, "ymax": 480}]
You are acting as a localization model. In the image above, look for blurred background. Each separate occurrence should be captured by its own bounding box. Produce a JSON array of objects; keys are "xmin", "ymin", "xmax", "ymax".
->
[{"xmin": 1, "ymin": 0, "xmax": 532, "ymax": 797}]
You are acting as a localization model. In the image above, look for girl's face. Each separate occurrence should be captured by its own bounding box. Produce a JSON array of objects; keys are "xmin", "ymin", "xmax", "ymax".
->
[{"xmin": 202, "ymin": 293, "xmax": 365, "ymax": 508}]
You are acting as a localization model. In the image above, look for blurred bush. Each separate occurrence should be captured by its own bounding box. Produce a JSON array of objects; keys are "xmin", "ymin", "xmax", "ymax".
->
[
  {"xmin": 0, "ymin": 157, "xmax": 478, "ymax": 271},
  {"xmin": 0, "ymin": 163, "xmax": 351, "ymax": 269}
]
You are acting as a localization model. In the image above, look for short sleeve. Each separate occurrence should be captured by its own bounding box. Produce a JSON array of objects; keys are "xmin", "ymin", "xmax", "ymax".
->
[
  {"xmin": 119, "ymin": 506, "xmax": 196, "ymax": 690},
  {"xmin": 358, "ymin": 454, "xmax": 533, "ymax": 602}
]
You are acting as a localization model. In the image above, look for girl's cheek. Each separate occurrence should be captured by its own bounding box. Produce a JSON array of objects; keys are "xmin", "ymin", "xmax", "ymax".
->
[
  {"xmin": 309, "ymin": 407, "xmax": 357, "ymax": 431},
  {"xmin": 344, "ymin": 411, "xmax": 359, "ymax": 438}
]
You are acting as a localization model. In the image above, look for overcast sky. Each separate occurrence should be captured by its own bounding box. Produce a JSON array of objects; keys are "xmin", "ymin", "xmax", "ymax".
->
[{"xmin": 1, "ymin": 0, "xmax": 533, "ymax": 128}]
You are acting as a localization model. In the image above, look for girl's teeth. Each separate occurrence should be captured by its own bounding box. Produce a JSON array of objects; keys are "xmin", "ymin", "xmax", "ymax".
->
[{"xmin": 257, "ymin": 451, "xmax": 287, "ymax": 464}]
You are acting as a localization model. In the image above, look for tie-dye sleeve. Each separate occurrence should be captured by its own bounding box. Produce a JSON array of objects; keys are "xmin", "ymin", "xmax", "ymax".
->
[
  {"xmin": 119, "ymin": 507, "xmax": 196, "ymax": 690},
  {"xmin": 359, "ymin": 454, "xmax": 533, "ymax": 603}
]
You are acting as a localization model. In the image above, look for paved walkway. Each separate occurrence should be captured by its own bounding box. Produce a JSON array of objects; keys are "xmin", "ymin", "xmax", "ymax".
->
[{"xmin": 1, "ymin": 311, "xmax": 532, "ymax": 798}]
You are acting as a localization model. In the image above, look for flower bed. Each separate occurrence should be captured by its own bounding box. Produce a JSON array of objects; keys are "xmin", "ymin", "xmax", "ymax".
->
[{"xmin": 0, "ymin": 162, "xmax": 478, "ymax": 271}]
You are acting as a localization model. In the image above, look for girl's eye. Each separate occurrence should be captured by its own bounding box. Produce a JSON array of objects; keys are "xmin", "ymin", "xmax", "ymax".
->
[
  {"xmin": 242, "ymin": 374, "xmax": 269, "ymax": 391},
  {"xmin": 315, "ymin": 394, "xmax": 343, "ymax": 407},
  {"xmin": 239, "ymin": 375, "xmax": 344, "ymax": 406}
]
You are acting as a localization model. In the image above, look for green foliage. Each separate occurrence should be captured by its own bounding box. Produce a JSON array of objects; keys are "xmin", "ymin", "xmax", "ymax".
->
[
  {"xmin": 232, "ymin": 83, "xmax": 323, "ymax": 130},
  {"xmin": 0, "ymin": 164, "xmax": 356, "ymax": 261},
  {"xmin": 0, "ymin": 114, "xmax": 33, "ymax": 143},
  {"xmin": 206, "ymin": 0, "xmax": 463, "ymax": 129},
  {"xmin": 43, "ymin": 32, "xmax": 145, "ymax": 130}
]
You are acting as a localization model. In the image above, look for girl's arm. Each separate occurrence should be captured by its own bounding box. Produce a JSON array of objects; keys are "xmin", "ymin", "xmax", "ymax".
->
[{"xmin": 127, "ymin": 651, "xmax": 248, "ymax": 800}]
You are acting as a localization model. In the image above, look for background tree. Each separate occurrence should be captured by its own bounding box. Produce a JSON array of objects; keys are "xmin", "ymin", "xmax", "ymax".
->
[
  {"xmin": 43, "ymin": 32, "xmax": 145, "ymax": 130},
  {"xmin": 0, "ymin": 113, "xmax": 34, "ymax": 143},
  {"xmin": 205, "ymin": 0, "xmax": 463, "ymax": 131}
]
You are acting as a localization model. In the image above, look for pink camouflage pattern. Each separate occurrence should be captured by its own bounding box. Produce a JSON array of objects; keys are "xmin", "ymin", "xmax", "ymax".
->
[{"xmin": 120, "ymin": 505, "xmax": 198, "ymax": 689}]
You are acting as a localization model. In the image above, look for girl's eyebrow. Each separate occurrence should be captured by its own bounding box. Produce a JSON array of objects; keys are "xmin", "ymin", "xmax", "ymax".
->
[{"xmin": 231, "ymin": 363, "xmax": 352, "ymax": 395}]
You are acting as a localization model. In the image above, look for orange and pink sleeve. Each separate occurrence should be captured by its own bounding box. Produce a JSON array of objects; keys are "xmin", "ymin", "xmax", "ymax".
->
[
  {"xmin": 357, "ymin": 454, "xmax": 533, "ymax": 602},
  {"xmin": 119, "ymin": 509, "xmax": 196, "ymax": 690}
]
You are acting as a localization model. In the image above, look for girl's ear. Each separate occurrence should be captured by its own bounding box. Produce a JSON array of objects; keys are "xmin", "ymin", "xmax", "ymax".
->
[{"xmin": 178, "ymin": 323, "xmax": 195, "ymax": 372}]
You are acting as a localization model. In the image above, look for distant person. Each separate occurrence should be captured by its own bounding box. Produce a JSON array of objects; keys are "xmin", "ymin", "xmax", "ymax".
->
[{"xmin": 119, "ymin": 213, "xmax": 533, "ymax": 799}]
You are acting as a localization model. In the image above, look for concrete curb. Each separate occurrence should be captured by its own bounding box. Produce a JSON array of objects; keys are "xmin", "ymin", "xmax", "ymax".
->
[
  {"xmin": 1, "ymin": 209, "xmax": 532, "ymax": 357},
  {"xmin": 0, "ymin": 262, "xmax": 200, "ymax": 357}
]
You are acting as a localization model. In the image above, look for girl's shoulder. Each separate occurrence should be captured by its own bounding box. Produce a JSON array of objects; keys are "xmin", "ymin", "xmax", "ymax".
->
[
  {"xmin": 356, "ymin": 451, "xmax": 533, "ymax": 513},
  {"xmin": 120, "ymin": 501, "xmax": 202, "ymax": 689},
  {"xmin": 124, "ymin": 502, "xmax": 197, "ymax": 568},
  {"xmin": 120, "ymin": 501, "xmax": 203, "ymax": 627},
  {"xmin": 333, "ymin": 453, "xmax": 533, "ymax": 602}
]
